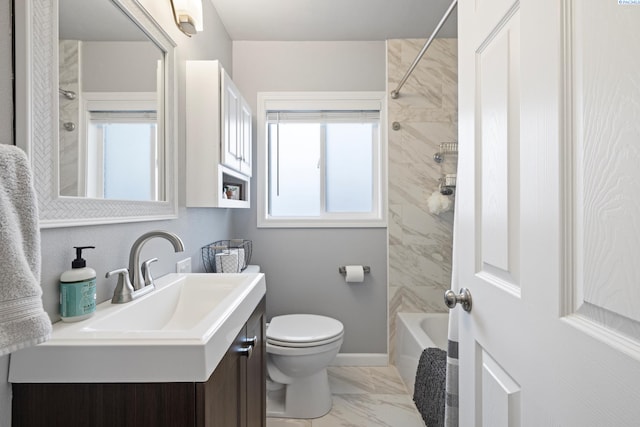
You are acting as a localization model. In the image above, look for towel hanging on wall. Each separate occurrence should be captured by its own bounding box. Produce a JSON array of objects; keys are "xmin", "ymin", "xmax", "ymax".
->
[{"xmin": 0, "ymin": 144, "xmax": 52, "ymax": 356}]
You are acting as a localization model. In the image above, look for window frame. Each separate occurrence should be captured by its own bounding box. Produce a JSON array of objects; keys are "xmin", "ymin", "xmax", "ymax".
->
[
  {"xmin": 257, "ymin": 91, "xmax": 387, "ymax": 228},
  {"xmin": 80, "ymin": 92, "xmax": 161, "ymax": 200},
  {"xmin": 87, "ymin": 116, "xmax": 158, "ymax": 200}
]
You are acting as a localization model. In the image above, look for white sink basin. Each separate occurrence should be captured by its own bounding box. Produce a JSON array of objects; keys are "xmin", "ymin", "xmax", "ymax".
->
[{"xmin": 9, "ymin": 272, "xmax": 266, "ymax": 383}]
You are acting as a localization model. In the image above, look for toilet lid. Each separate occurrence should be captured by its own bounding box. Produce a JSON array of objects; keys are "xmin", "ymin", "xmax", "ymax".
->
[
  {"xmin": 267, "ymin": 334, "xmax": 343, "ymax": 348},
  {"xmin": 267, "ymin": 314, "xmax": 344, "ymax": 344}
]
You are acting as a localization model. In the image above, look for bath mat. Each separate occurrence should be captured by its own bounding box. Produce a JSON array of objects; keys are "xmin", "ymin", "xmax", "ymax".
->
[{"xmin": 413, "ymin": 347, "xmax": 447, "ymax": 427}]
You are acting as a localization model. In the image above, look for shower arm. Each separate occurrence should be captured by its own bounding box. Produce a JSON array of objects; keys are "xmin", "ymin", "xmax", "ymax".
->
[
  {"xmin": 390, "ymin": 0, "xmax": 458, "ymax": 99},
  {"xmin": 58, "ymin": 88, "xmax": 76, "ymax": 100}
]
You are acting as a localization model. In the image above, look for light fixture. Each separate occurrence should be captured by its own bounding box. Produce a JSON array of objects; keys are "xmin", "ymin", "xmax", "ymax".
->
[{"xmin": 170, "ymin": 0, "xmax": 203, "ymax": 36}]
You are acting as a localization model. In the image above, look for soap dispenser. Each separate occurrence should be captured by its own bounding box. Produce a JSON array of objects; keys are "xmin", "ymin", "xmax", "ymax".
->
[{"xmin": 60, "ymin": 246, "xmax": 97, "ymax": 322}]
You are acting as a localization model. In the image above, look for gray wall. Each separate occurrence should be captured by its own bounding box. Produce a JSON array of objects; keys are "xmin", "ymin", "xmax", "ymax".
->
[
  {"xmin": 37, "ymin": 0, "xmax": 235, "ymax": 319},
  {"xmin": 81, "ymin": 41, "xmax": 161, "ymax": 92},
  {"xmin": 231, "ymin": 41, "xmax": 389, "ymax": 354},
  {"xmin": 2, "ymin": 1, "xmax": 234, "ymax": 425},
  {"xmin": 2, "ymin": 11, "xmax": 392, "ymax": 427}
]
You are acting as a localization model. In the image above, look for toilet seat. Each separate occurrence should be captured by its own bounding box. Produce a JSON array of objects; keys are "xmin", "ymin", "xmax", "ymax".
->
[
  {"xmin": 267, "ymin": 314, "xmax": 344, "ymax": 348},
  {"xmin": 267, "ymin": 333, "xmax": 343, "ymax": 348}
]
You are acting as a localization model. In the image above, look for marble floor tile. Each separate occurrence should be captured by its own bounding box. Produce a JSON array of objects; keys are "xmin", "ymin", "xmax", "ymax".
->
[
  {"xmin": 268, "ymin": 366, "xmax": 425, "ymax": 427},
  {"xmin": 313, "ymin": 394, "xmax": 425, "ymax": 427},
  {"xmin": 327, "ymin": 366, "xmax": 408, "ymax": 395},
  {"xmin": 267, "ymin": 418, "xmax": 312, "ymax": 427}
]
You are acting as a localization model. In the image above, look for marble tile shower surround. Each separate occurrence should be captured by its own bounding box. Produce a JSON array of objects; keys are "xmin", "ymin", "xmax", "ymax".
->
[
  {"xmin": 58, "ymin": 40, "xmax": 81, "ymax": 197},
  {"xmin": 387, "ymin": 38, "xmax": 458, "ymax": 364}
]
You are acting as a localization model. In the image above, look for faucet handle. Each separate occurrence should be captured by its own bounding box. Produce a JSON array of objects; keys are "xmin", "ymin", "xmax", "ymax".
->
[
  {"xmin": 141, "ymin": 258, "xmax": 159, "ymax": 287},
  {"xmin": 106, "ymin": 268, "xmax": 135, "ymax": 304}
]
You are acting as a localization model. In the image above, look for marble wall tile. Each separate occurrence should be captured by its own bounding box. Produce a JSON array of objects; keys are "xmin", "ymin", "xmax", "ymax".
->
[
  {"xmin": 58, "ymin": 40, "xmax": 81, "ymax": 197},
  {"xmin": 388, "ymin": 38, "xmax": 457, "ymax": 363}
]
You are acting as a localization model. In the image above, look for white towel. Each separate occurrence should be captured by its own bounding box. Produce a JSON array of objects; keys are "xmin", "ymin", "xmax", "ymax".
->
[{"xmin": 0, "ymin": 144, "xmax": 51, "ymax": 356}]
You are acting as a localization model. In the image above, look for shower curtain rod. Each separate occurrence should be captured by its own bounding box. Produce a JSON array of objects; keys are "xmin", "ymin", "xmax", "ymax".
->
[{"xmin": 390, "ymin": 0, "xmax": 458, "ymax": 99}]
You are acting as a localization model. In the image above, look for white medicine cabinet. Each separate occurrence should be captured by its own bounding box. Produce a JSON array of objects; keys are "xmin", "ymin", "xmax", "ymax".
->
[
  {"xmin": 221, "ymin": 75, "xmax": 252, "ymax": 176},
  {"xmin": 186, "ymin": 60, "xmax": 252, "ymax": 208}
]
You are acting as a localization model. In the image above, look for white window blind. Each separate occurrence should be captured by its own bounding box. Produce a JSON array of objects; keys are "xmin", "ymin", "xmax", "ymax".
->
[{"xmin": 265, "ymin": 111, "xmax": 380, "ymax": 123}]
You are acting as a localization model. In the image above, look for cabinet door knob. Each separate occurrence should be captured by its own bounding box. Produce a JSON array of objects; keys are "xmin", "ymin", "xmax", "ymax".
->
[{"xmin": 239, "ymin": 336, "xmax": 258, "ymax": 358}]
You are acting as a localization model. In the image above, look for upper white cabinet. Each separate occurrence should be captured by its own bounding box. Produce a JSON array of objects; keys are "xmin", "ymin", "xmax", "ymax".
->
[
  {"xmin": 186, "ymin": 60, "xmax": 252, "ymax": 208},
  {"xmin": 221, "ymin": 75, "xmax": 252, "ymax": 175},
  {"xmin": 239, "ymin": 97, "xmax": 252, "ymax": 174}
]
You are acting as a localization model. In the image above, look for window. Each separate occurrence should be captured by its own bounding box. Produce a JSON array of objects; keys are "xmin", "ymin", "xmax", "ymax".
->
[
  {"xmin": 80, "ymin": 92, "xmax": 162, "ymax": 201},
  {"xmin": 87, "ymin": 113, "xmax": 157, "ymax": 200},
  {"xmin": 257, "ymin": 92, "xmax": 387, "ymax": 227}
]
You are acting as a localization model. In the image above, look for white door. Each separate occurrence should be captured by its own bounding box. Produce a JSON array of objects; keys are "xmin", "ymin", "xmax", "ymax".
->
[{"xmin": 456, "ymin": 0, "xmax": 640, "ymax": 425}]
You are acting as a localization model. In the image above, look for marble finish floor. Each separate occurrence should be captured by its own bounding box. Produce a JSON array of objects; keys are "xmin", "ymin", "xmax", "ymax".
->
[{"xmin": 267, "ymin": 366, "xmax": 426, "ymax": 427}]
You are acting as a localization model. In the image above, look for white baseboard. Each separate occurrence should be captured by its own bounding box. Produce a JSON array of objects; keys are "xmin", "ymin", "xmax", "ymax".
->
[{"xmin": 331, "ymin": 353, "xmax": 389, "ymax": 367}]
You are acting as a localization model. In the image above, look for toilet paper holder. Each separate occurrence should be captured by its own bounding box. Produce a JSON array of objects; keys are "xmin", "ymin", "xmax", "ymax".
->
[{"xmin": 338, "ymin": 266, "xmax": 371, "ymax": 275}]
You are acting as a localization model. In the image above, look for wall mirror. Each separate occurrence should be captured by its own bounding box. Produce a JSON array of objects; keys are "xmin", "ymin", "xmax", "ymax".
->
[{"xmin": 15, "ymin": 0, "xmax": 177, "ymax": 227}]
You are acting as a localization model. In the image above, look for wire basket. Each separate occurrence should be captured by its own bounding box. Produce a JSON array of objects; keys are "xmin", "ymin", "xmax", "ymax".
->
[{"xmin": 202, "ymin": 240, "xmax": 252, "ymax": 273}]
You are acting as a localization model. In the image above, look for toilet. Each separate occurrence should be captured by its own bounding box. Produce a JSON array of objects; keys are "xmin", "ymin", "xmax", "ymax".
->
[{"xmin": 266, "ymin": 313, "xmax": 344, "ymax": 419}]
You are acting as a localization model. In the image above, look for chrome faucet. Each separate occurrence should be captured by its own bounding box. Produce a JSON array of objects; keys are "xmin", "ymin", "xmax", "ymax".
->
[
  {"xmin": 128, "ymin": 230, "xmax": 185, "ymax": 291},
  {"xmin": 107, "ymin": 230, "xmax": 185, "ymax": 304}
]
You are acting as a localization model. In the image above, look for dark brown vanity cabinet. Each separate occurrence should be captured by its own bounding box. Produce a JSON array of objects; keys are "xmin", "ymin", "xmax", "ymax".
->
[
  {"xmin": 12, "ymin": 298, "xmax": 266, "ymax": 427},
  {"xmin": 197, "ymin": 298, "xmax": 266, "ymax": 427}
]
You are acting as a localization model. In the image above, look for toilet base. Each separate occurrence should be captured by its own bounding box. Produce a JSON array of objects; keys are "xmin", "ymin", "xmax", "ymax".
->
[{"xmin": 266, "ymin": 369, "xmax": 333, "ymax": 419}]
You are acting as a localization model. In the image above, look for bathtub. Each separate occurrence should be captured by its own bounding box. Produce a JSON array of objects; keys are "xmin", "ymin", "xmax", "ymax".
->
[{"xmin": 395, "ymin": 312, "xmax": 449, "ymax": 393}]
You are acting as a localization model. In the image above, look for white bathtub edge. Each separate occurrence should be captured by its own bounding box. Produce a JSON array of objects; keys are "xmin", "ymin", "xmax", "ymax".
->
[{"xmin": 395, "ymin": 312, "xmax": 449, "ymax": 393}]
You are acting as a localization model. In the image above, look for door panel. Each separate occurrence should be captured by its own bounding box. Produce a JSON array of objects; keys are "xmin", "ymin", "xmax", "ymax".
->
[
  {"xmin": 480, "ymin": 349, "xmax": 521, "ymax": 427},
  {"xmin": 460, "ymin": 1, "xmax": 523, "ymax": 423},
  {"xmin": 477, "ymin": 8, "xmax": 520, "ymax": 288},
  {"xmin": 567, "ymin": 0, "xmax": 640, "ymax": 346},
  {"xmin": 239, "ymin": 99, "xmax": 253, "ymax": 176},
  {"xmin": 221, "ymin": 70, "xmax": 242, "ymax": 172},
  {"xmin": 458, "ymin": 0, "xmax": 640, "ymax": 425}
]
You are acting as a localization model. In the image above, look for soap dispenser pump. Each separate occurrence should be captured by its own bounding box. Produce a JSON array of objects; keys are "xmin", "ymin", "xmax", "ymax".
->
[{"xmin": 60, "ymin": 246, "xmax": 97, "ymax": 322}]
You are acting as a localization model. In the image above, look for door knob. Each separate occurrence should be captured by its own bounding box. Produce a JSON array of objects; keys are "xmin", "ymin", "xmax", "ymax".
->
[{"xmin": 444, "ymin": 288, "xmax": 472, "ymax": 312}]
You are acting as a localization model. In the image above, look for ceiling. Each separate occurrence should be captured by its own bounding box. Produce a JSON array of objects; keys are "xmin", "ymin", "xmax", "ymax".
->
[
  {"xmin": 59, "ymin": 0, "xmax": 150, "ymax": 41},
  {"xmin": 208, "ymin": 0, "xmax": 458, "ymax": 41}
]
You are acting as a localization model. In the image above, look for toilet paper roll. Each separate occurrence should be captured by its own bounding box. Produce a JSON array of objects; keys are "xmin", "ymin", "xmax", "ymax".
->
[{"xmin": 345, "ymin": 265, "xmax": 365, "ymax": 283}]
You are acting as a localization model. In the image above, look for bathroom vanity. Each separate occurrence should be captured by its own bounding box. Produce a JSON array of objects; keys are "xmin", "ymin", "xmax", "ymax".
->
[
  {"xmin": 197, "ymin": 298, "xmax": 265, "ymax": 427},
  {"xmin": 10, "ymin": 273, "xmax": 266, "ymax": 427},
  {"xmin": 11, "ymin": 299, "xmax": 265, "ymax": 427}
]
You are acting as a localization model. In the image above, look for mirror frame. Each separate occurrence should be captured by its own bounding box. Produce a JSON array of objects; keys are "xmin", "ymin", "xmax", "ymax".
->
[{"xmin": 15, "ymin": 0, "xmax": 178, "ymax": 228}]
